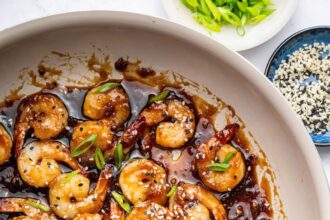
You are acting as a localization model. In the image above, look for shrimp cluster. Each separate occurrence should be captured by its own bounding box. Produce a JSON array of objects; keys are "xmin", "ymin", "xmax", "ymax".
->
[
  {"xmin": 70, "ymin": 83, "xmax": 131, "ymax": 164},
  {"xmin": 0, "ymin": 75, "xmax": 269, "ymax": 220}
]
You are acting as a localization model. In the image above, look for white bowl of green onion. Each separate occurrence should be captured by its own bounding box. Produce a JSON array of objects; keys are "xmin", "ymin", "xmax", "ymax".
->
[{"xmin": 162, "ymin": 0, "xmax": 298, "ymax": 51}]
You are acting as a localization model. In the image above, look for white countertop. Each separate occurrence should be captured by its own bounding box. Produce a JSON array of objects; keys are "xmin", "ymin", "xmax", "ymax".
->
[{"xmin": 0, "ymin": 0, "xmax": 329, "ymax": 187}]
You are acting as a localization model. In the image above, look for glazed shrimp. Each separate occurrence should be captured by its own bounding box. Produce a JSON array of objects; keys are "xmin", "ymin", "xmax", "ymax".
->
[
  {"xmin": 126, "ymin": 201, "xmax": 174, "ymax": 220},
  {"xmin": 169, "ymin": 183, "xmax": 227, "ymax": 220},
  {"xmin": 73, "ymin": 213, "xmax": 102, "ymax": 220},
  {"xmin": 17, "ymin": 141, "xmax": 86, "ymax": 188},
  {"xmin": 0, "ymin": 124, "xmax": 12, "ymax": 165},
  {"xmin": 0, "ymin": 198, "xmax": 57, "ymax": 220},
  {"xmin": 70, "ymin": 120, "xmax": 116, "ymax": 163},
  {"xmin": 120, "ymin": 99, "xmax": 195, "ymax": 151},
  {"xmin": 49, "ymin": 165, "xmax": 113, "ymax": 219},
  {"xmin": 78, "ymin": 201, "xmax": 125, "ymax": 220},
  {"xmin": 141, "ymin": 99, "xmax": 195, "ymax": 148},
  {"xmin": 83, "ymin": 83, "xmax": 130, "ymax": 126},
  {"xmin": 14, "ymin": 93, "xmax": 68, "ymax": 157},
  {"xmin": 119, "ymin": 159, "xmax": 168, "ymax": 205},
  {"xmin": 196, "ymin": 124, "xmax": 246, "ymax": 192}
]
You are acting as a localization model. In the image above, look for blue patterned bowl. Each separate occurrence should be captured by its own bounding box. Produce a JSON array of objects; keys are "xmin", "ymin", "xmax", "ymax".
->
[{"xmin": 265, "ymin": 26, "xmax": 330, "ymax": 146}]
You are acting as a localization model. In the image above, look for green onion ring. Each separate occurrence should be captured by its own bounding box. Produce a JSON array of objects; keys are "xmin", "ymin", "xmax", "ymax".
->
[
  {"xmin": 207, "ymin": 163, "xmax": 231, "ymax": 172},
  {"xmin": 111, "ymin": 191, "xmax": 131, "ymax": 213},
  {"xmin": 115, "ymin": 142, "xmax": 123, "ymax": 168},
  {"xmin": 59, "ymin": 170, "xmax": 80, "ymax": 185},
  {"xmin": 24, "ymin": 201, "xmax": 50, "ymax": 212},
  {"xmin": 71, "ymin": 134, "xmax": 98, "ymax": 157},
  {"xmin": 95, "ymin": 147, "xmax": 106, "ymax": 170},
  {"xmin": 92, "ymin": 82, "xmax": 120, "ymax": 94},
  {"xmin": 148, "ymin": 90, "xmax": 170, "ymax": 103},
  {"xmin": 166, "ymin": 185, "xmax": 178, "ymax": 197}
]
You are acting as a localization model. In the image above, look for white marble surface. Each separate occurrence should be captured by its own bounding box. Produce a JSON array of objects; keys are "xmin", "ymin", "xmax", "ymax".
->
[{"xmin": 0, "ymin": 0, "xmax": 329, "ymax": 187}]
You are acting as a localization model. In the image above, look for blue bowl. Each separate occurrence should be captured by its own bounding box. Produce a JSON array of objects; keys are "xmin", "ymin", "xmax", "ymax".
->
[{"xmin": 265, "ymin": 26, "xmax": 330, "ymax": 146}]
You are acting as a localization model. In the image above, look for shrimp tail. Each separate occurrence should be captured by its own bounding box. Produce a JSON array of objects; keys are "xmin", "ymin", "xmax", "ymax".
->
[
  {"xmin": 108, "ymin": 200, "xmax": 125, "ymax": 220},
  {"xmin": 121, "ymin": 116, "xmax": 146, "ymax": 153},
  {"xmin": 99, "ymin": 164, "xmax": 114, "ymax": 183},
  {"xmin": 0, "ymin": 198, "xmax": 21, "ymax": 212},
  {"xmin": 215, "ymin": 123, "xmax": 239, "ymax": 145},
  {"xmin": 93, "ymin": 164, "xmax": 113, "ymax": 199},
  {"xmin": 76, "ymin": 163, "xmax": 89, "ymax": 177}
]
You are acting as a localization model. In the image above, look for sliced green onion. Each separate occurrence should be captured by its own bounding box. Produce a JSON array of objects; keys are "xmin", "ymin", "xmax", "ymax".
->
[
  {"xmin": 115, "ymin": 142, "xmax": 123, "ymax": 168},
  {"xmin": 218, "ymin": 7, "xmax": 242, "ymax": 26},
  {"xmin": 181, "ymin": 0, "xmax": 198, "ymax": 11},
  {"xmin": 246, "ymin": 6, "xmax": 260, "ymax": 17},
  {"xmin": 181, "ymin": 0, "xmax": 275, "ymax": 35},
  {"xmin": 205, "ymin": 0, "xmax": 221, "ymax": 21},
  {"xmin": 148, "ymin": 90, "xmax": 170, "ymax": 103},
  {"xmin": 71, "ymin": 134, "xmax": 98, "ymax": 157},
  {"xmin": 111, "ymin": 191, "xmax": 131, "ymax": 213},
  {"xmin": 94, "ymin": 147, "xmax": 106, "ymax": 170},
  {"xmin": 92, "ymin": 82, "xmax": 120, "ymax": 94},
  {"xmin": 227, "ymin": 2, "xmax": 234, "ymax": 11},
  {"xmin": 247, "ymin": 14, "xmax": 267, "ymax": 25},
  {"xmin": 241, "ymin": 14, "xmax": 247, "ymax": 27},
  {"xmin": 194, "ymin": 13, "xmax": 221, "ymax": 32},
  {"xmin": 262, "ymin": 0, "xmax": 273, "ymax": 5},
  {"xmin": 223, "ymin": 151, "xmax": 237, "ymax": 163},
  {"xmin": 24, "ymin": 201, "xmax": 50, "ymax": 212},
  {"xmin": 166, "ymin": 185, "xmax": 178, "ymax": 197},
  {"xmin": 261, "ymin": 8, "xmax": 276, "ymax": 16},
  {"xmin": 237, "ymin": 1, "xmax": 248, "ymax": 12},
  {"xmin": 236, "ymin": 26, "xmax": 246, "ymax": 36},
  {"xmin": 214, "ymin": 0, "xmax": 227, "ymax": 6},
  {"xmin": 207, "ymin": 163, "xmax": 231, "ymax": 172},
  {"xmin": 197, "ymin": 0, "xmax": 212, "ymax": 17},
  {"xmin": 59, "ymin": 170, "xmax": 80, "ymax": 185},
  {"xmin": 186, "ymin": 0, "xmax": 199, "ymax": 7}
]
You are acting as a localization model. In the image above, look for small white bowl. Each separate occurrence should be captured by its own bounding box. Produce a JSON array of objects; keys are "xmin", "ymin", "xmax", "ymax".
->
[{"xmin": 162, "ymin": 0, "xmax": 298, "ymax": 51}]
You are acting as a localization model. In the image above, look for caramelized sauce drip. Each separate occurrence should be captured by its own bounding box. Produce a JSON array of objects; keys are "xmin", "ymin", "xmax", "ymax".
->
[{"xmin": 0, "ymin": 57, "xmax": 274, "ymax": 219}]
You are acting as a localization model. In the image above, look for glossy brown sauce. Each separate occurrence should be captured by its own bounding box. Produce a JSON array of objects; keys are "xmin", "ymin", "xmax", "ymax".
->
[{"xmin": 0, "ymin": 57, "xmax": 274, "ymax": 220}]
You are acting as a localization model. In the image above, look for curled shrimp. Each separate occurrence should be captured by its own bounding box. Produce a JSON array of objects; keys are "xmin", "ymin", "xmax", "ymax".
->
[
  {"xmin": 0, "ymin": 124, "xmax": 12, "ymax": 165},
  {"xmin": 70, "ymin": 120, "xmax": 116, "ymax": 164},
  {"xmin": 17, "ymin": 141, "xmax": 86, "ymax": 188},
  {"xmin": 141, "ymin": 99, "xmax": 195, "ymax": 148},
  {"xmin": 83, "ymin": 83, "xmax": 130, "ymax": 126},
  {"xmin": 126, "ymin": 201, "xmax": 174, "ymax": 220},
  {"xmin": 196, "ymin": 124, "xmax": 246, "ymax": 192},
  {"xmin": 169, "ymin": 183, "xmax": 227, "ymax": 220},
  {"xmin": 14, "ymin": 93, "xmax": 68, "ymax": 157},
  {"xmin": 49, "ymin": 165, "xmax": 113, "ymax": 219},
  {"xmin": 0, "ymin": 198, "xmax": 56, "ymax": 220},
  {"xmin": 119, "ymin": 159, "xmax": 168, "ymax": 205}
]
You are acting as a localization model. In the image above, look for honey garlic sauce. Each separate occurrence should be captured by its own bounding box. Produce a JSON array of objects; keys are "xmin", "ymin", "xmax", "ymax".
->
[{"xmin": 0, "ymin": 57, "xmax": 275, "ymax": 220}]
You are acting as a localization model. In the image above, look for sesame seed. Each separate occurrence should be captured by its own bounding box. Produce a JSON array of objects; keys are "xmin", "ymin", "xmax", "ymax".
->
[{"xmin": 273, "ymin": 42, "xmax": 329, "ymax": 134}]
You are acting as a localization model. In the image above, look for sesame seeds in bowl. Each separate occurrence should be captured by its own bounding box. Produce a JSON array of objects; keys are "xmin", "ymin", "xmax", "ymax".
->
[{"xmin": 265, "ymin": 26, "xmax": 330, "ymax": 146}]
